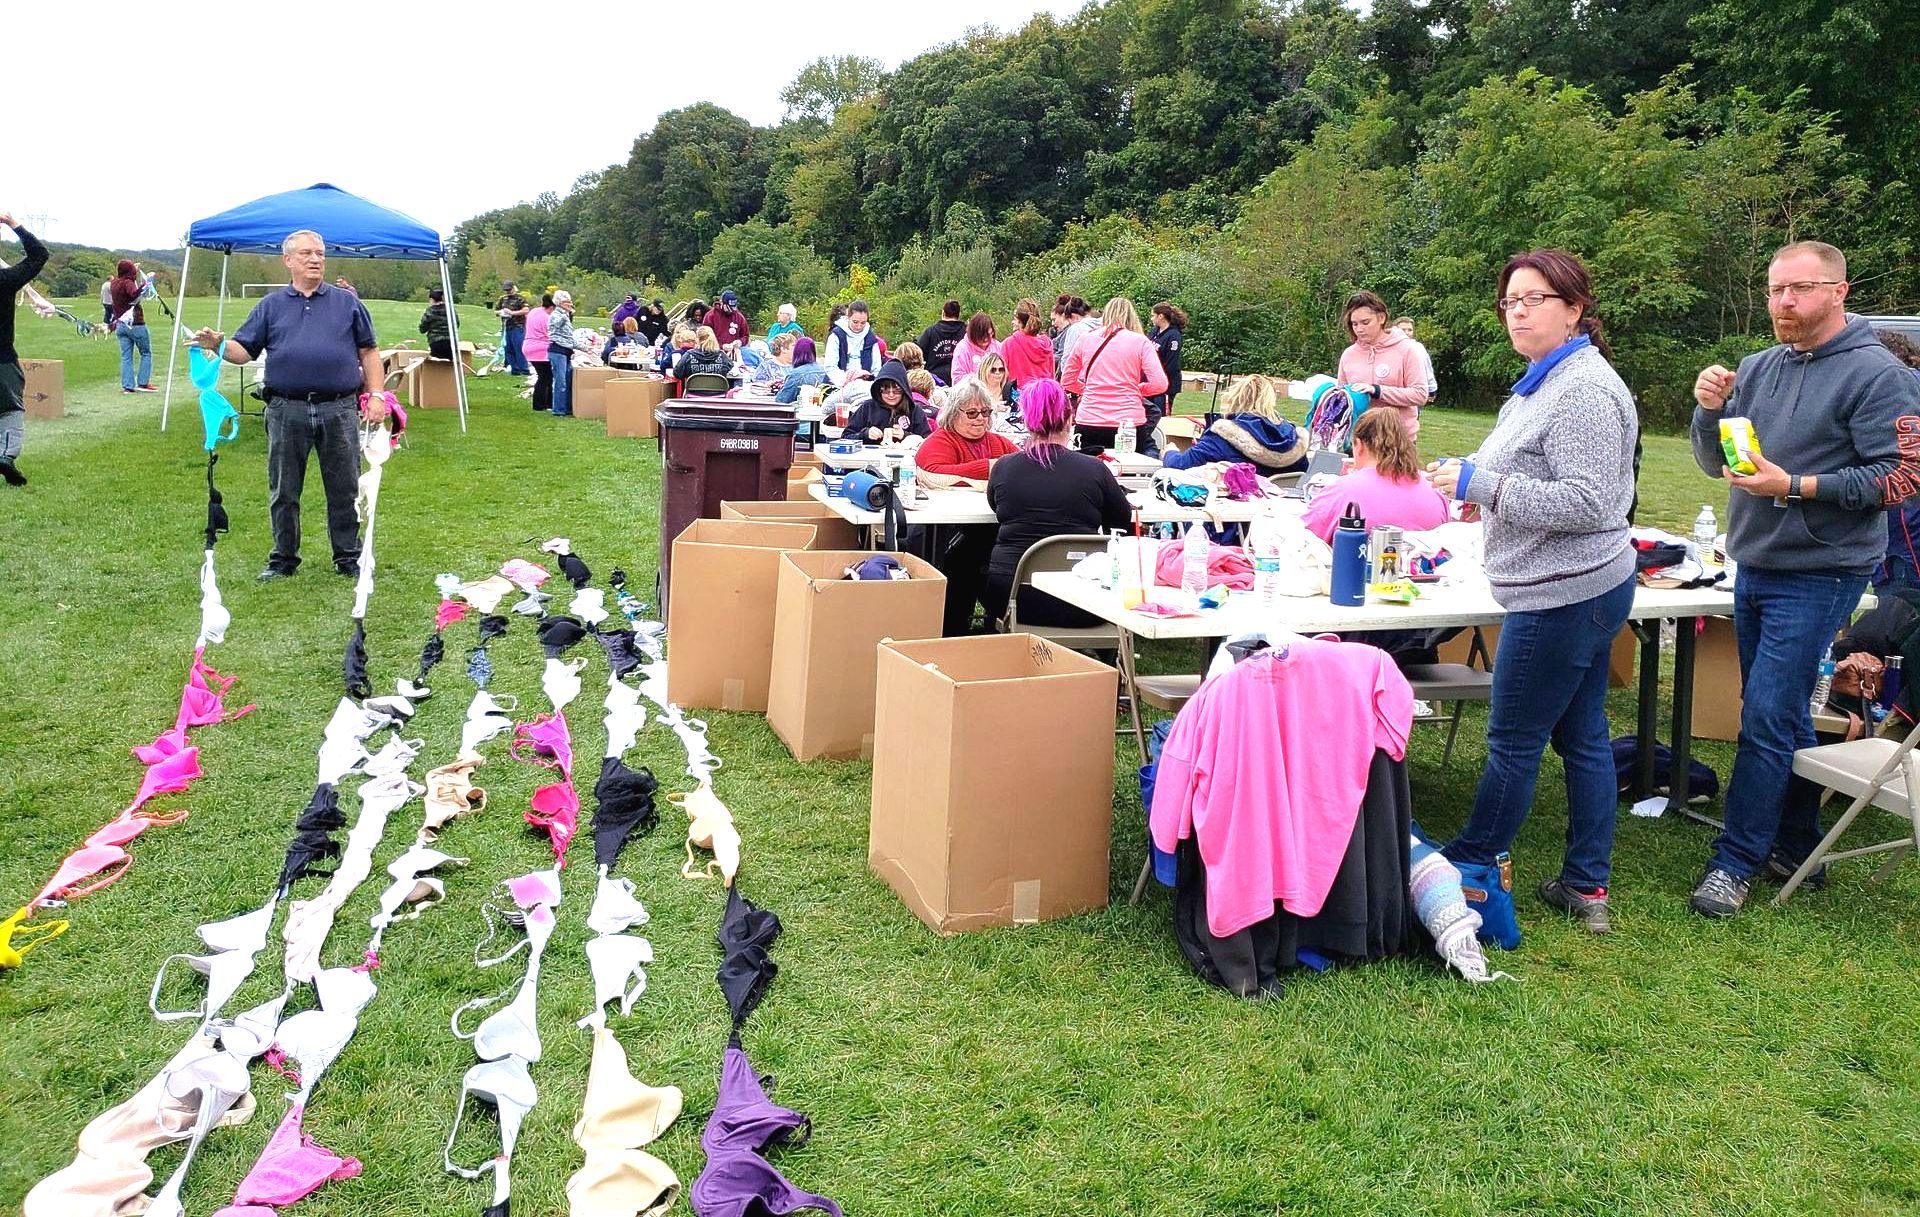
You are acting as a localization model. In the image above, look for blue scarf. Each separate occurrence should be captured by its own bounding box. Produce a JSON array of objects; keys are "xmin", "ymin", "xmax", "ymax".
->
[{"xmin": 1511, "ymin": 334, "xmax": 1589, "ymax": 396}]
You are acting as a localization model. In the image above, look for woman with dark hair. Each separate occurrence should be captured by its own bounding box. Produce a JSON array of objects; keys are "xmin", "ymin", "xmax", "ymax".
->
[
  {"xmin": 1337, "ymin": 289, "xmax": 1431, "ymax": 438},
  {"xmin": 1000, "ymin": 298, "xmax": 1055, "ymax": 388},
  {"xmin": 524, "ymin": 292, "xmax": 554, "ymax": 411},
  {"xmin": 982, "ymin": 378, "xmax": 1133, "ymax": 630},
  {"xmin": 1428, "ymin": 249, "xmax": 1639, "ymax": 937},
  {"xmin": 951, "ymin": 311, "xmax": 1000, "ymax": 382},
  {"xmin": 1147, "ymin": 301, "xmax": 1187, "ymax": 452}
]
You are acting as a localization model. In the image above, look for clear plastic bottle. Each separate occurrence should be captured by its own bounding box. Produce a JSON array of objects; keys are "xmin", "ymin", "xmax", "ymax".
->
[
  {"xmin": 1693, "ymin": 505, "xmax": 1717, "ymax": 559},
  {"xmin": 1116, "ymin": 420, "xmax": 1137, "ymax": 455},
  {"xmin": 1181, "ymin": 523, "xmax": 1209, "ymax": 595},
  {"xmin": 1810, "ymin": 658, "xmax": 1836, "ymax": 717},
  {"xmin": 1250, "ymin": 515, "xmax": 1283, "ymax": 610}
]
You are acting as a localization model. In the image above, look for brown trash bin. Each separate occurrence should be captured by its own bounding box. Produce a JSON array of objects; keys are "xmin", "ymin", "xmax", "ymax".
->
[{"xmin": 655, "ymin": 399, "xmax": 799, "ymax": 617}]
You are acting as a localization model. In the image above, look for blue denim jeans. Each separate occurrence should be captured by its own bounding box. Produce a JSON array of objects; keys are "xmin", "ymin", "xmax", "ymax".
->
[
  {"xmin": 504, "ymin": 326, "xmax": 528, "ymax": 375},
  {"xmin": 1712, "ymin": 565, "xmax": 1866, "ymax": 877},
  {"xmin": 118, "ymin": 322, "xmax": 152, "ymax": 389},
  {"xmin": 1445, "ymin": 572, "xmax": 1636, "ymax": 891},
  {"xmin": 550, "ymin": 350, "xmax": 573, "ymax": 415}
]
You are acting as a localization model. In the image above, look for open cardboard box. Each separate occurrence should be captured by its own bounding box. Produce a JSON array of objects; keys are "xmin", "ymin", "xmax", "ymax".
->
[
  {"xmin": 20, "ymin": 359, "xmax": 64, "ymax": 419},
  {"xmin": 1155, "ymin": 415, "xmax": 1202, "ymax": 452},
  {"xmin": 720, "ymin": 499, "xmax": 864, "ymax": 552},
  {"xmin": 607, "ymin": 377, "xmax": 670, "ymax": 438},
  {"xmin": 403, "ymin": 358, "xmax": 463, "ymax": 408},
  {"xmin": 665, "ymin": 518, "xmax": 820, "ymax": 712},
  {"xmin": 767, "ymin": 551, "xmax": 946, "ymax": 761},
  {"xmin": 869, "ymin": 634, "xmax": 1117, "ymax": 933},
  {"xmin": 571, "ymin": 365, "xmax": 616, "ymax": 419}
]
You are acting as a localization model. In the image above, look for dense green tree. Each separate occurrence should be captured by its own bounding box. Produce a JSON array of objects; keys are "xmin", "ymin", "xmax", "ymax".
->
[{"xmin": 781, "ymin": 56, "xmax": 886, "ymax": 124}]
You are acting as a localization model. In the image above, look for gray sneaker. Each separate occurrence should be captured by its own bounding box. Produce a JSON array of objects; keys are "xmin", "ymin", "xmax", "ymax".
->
[
  {"xmin": 1538, "ymin": 877, "xmax": 1610, "ymax": 933},
  {"xmin": 1690, "ymin": 867, "xmax": 1751, "ymax": 919}
]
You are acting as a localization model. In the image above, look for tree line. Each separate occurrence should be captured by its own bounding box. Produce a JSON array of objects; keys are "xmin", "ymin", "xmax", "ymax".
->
[{"xmin": 449, "ymin": 0, "xmax": 1917, "ymax": 429}]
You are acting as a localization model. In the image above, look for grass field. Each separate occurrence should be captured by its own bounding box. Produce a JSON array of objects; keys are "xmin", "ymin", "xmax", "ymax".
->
[{"xmin": 1, "ymin": 297, "xmax": 1917, "ymax": 1216}]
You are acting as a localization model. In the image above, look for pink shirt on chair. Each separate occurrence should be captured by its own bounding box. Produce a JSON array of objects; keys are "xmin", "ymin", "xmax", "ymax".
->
[{"xmin": 1149, "ymin": 639, "xmax": 1415, "ymax": 938}]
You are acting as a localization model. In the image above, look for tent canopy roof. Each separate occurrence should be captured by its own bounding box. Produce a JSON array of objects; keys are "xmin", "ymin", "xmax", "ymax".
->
[{"xmin": 185, "ymin": 183, "xmax": 443, "ymax": 260}]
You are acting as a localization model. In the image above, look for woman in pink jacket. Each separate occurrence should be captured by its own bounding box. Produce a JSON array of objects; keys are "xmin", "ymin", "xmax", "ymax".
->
[
  {"xmin": 1336, "ymin": 289, "xmax": 1431, "ymax": 437},
  {"xmin": 950, "ymin": 311, "xmax": 1000, "ymax": 382},
  {"xmin": 523, "ymin": 294, "xmax": 553, "ymax": 411},
  {"xmin": 1061, "ymin": 296, "xmax": 1169, "ymax": 453}
]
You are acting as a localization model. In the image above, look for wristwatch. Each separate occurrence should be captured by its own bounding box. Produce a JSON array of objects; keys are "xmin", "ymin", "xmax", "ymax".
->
[{"xmin": 1787, "ymin": 474, "xmax": 1804, "ymax": 504}]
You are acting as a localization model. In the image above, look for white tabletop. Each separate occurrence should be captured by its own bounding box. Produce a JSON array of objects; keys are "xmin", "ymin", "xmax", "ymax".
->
[
  {"xmin": 1029, "ymin": 568, "xmax": 1736, "ymax": 640},
  {"xmin": 805, "ymin": 480, "xmax": 1302, "ymax": 528}
]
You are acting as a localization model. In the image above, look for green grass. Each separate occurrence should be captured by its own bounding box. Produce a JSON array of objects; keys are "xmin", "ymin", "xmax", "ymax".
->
[{"xmin": 3, "ymin": 300, "xmax": 1918, "ymax": 1216}]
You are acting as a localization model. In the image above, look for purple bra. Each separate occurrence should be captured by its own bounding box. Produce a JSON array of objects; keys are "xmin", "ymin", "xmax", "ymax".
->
[{"xmin": 689, "ymin": 1046, "xmax": 842, "ymax": 1217}]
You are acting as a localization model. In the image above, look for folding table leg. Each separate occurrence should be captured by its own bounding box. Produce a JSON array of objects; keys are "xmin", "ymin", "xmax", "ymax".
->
[
  {"xmin": 1668, "ymin": 615, "xmax": 1721, "ymax": 829},
  {"xmin": 1116, "ymin": 628, "xmax": 1148, "ymax": 761},
  {"xmin": 1632, "ymin": 620, "xmax": 1660, "ymax": 798}
]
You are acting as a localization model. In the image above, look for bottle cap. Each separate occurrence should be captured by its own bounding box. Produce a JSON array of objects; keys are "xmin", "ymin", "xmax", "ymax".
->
[{"xmin": 1338, "ymin": 502, "xmax": 1366, "ymax": 530}]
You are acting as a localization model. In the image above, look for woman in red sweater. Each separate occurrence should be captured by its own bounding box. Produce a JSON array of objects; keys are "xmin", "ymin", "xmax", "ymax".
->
[
  {"xmin": 1000, "ymin": 298, "xmax": 1057, "ymax": 388},
  {"xmin": 917, "ymin": 378, "xmax": 1017, "ymax": 634}
]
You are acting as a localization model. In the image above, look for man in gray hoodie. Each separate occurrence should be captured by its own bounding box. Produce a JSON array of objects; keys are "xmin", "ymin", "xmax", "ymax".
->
[{"xmin": 1688, "ymin": 240, "xmax": 1920, "ymax": 917}]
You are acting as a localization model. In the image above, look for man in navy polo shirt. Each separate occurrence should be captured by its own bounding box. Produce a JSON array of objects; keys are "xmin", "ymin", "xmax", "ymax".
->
[{"xmin": 193, "ymin": 229, "xmax": 387, "ymax": 582}]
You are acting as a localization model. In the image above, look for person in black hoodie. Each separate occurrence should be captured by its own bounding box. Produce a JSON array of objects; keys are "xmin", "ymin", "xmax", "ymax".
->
[
  {"xmin": 0, "ymin": 214, "xmax": 51, "ymax": 486},
  {"xmin": 1147, "ymin": 301, "xmax": 1186, "ymax": 456},
  {"xmin": 918, "ymin": 299, "xmax": 967, "ymax": 385},
  {"xmin": 841, "ymin": 360, "xmax": 931, "ymax": 443}
]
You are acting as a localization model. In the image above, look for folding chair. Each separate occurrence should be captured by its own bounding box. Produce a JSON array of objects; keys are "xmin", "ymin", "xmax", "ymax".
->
[
  {"xmin": 683, "ymin": 372, "xmax": 731, "ymax": 397},
  {"xmin": 998, "ymin": 535, "xmax": 1120, "ymax": 656},
  {"xmin": 1401, "ymin": 626, "xmax": 1494, "ymax": 764},
  {"xmin": 1775, "ymin": 716, "xmax": 1920, "ymax": 903}
]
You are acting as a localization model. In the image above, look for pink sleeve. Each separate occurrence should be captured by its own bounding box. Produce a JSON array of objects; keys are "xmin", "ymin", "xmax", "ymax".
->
[
  {"xmin": 1301, "ymin": 488, "xmax": 1341, "ymax": 542},
  {"xmin": 1149, "ymin": 702, "xmax": 1206, "ymax": 853},
  {"xmin": 1374, "ymin": 382, "xmax": 1429, "ymax": 407},
  {"xmin": 1372, "ymin": 651, "xmax": 1415, "ymax": 760}
]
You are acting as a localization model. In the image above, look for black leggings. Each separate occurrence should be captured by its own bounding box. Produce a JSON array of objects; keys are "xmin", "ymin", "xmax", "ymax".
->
[
  {"xmin": 1073, "ymin": 423, "xmax": 1151, "ymax": 456},
  {"xmin": 531, "ymin": 360, "xmax": 552, "ymax": 410}
]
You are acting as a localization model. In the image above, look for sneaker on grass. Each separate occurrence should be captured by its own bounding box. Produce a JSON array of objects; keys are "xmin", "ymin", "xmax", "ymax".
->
[
  {"xmin": 1690, "ymin": 867, "xmax": 1750, "ymax": 919},
  {"xmin": 1763, "ymin": 851, "xmax": 1828, "ymax": 892},
  {"xmin": 1538, "ymin": 877, "xmax": 1609, "ymax": 933}
]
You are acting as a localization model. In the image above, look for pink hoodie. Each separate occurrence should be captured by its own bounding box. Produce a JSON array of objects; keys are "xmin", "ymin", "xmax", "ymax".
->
[
  {"xmin": 1061, "ymin": 326, "xmax": 1169, "ymax": 427},
  {"xmin": 1337, "ymin": 326, "xmax": 1429, "ymax": 436},
  {"xmin": 522, "ymin": 306, "xmax": 551, "ymax": 363}
]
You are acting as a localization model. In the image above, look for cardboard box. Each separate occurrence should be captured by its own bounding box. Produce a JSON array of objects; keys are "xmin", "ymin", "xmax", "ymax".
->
[
  {"xmin": 572, "ymin": 366, "xmax": 616, "ymax": 419},
  {"xmin": 606, "ymin": 377, "xmax": 670, "ymax": 438},
  {"xmin": 869, "ymin": 634, "xmax": 1117, "ymax": 933},
  {"xmin": 1437, "ymin": 624, "xmax": 1635, "ymax": 689},
  {"xmin": 767, "ymin": 551, "xmax": 946, "ymax": 761},
  {"xmin": 1691, "ymin": 616, "xmax": 1742, "ymax": 741},
  {"xmin": 20, "ymin": 359, "xmax": 64, "ymax": 419},
  {"xmin": 384, "ymin": 347, "xmax": 428, "ymax": 377},
  {"xmin": 1181, "ymin": 371, "xmax": 1219, "ymax": 396},
  {"xmin": 404, "ymin": 358, "xmax": 464, "ymax": 409},
  {"xmin": 1155, "ymin": 415, "xmax": 1202, "ymax": 452},
  {"xmin": 666, "ymin": 519, "xmax": 820, "ymax": 712},
  {"xmin": 720, "ymin": 499, "xmax": 864, "ymax": 552}
]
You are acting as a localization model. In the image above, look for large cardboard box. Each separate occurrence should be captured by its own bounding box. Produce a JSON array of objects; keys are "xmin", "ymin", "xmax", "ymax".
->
[
  {"xmin": 572, "ymin": 366, "xmax": 617, "ymax": 419},
  {"xmin": 720, "ymin": 499, "xmax": 864, "ymax": 552},
  {"xmin": 1155, "ymin": 415, "xmax": 1202, "ymax": 452},
  {"xmin": 869, "ymin": 634, "xmax": 1118, "ymax": 933},
  {"xmin": 20, "ymin": 359, "xmax": 64, "ymax": 419},
  {"xmin": 666, "ymin": 519, "xmax": 820, "ymax": 712},
  {"xmin": 404, "ymin": 358, "xmax": 462, "ymax": 409},
  {"xmin": 1691, "ymin": 616, "xmax": 1742, "ymax": 741},
  {"xmin": 383, "ymin": 347, "xmax": 428, "ymax": 379},
  {"xmin": 767, "ymin": 551, "xmax": 946, "ymax": 762},
  {"xmin": 607, "ymin": 377, "xmax": 670, "ymax": 438},
  {"xmin": 1438, "ymin": 623, "xmax": 1636, "ymax": 689}
]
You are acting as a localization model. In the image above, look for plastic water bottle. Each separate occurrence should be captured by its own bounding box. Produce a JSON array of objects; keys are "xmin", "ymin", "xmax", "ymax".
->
[
  {"xmin": 1331, "ymin": 503, "xmax": 1369, "ymax": 606},
  {"xmin": 1116, "ymin": 421, "xmax": 1137, "ymax": 456},
  {"xmin": 1250, "ymin": 515, "xmax": 1283, "ymax": 610},
  {"xmin": 1692, "ymin": 505, "xmax": 1717, "ymax": 559},
  {"xmin": 1877, "ymin": 655, "xmax": 1903, "ymax": 721},
  {"xmin": 1181, "ymin": 523, "xmax": 1209, "ymax": 596},
  {"xmin": 899, "ymin": 456, "xmax": 919, "ymax": 505},
  {"xmin": 1810, "ymin": 658, "xmax": 1835, "ymax": 717}
]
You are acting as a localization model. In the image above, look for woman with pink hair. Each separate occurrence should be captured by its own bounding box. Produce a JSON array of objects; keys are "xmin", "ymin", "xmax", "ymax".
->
[{"xmin": 982, "ymin": 378, "xmax": 1133, "ymax": 629}]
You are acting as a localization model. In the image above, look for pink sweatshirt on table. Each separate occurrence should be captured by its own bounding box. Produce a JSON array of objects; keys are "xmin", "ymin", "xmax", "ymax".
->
[
  {"xmin": 1301, "ymin": 466, "xmax": 1451, "ymax": 542},
  {"xmin": 1149, "ymin": 639, "xmax": 1415, "ymax": 938},
  {"xmin": 1337, "ymin": 326, "xmax": 1429, "ymax": 436},
  {"xmin": 1061, "ymin": 326, "xmax": 1169, "ymax": 427}
]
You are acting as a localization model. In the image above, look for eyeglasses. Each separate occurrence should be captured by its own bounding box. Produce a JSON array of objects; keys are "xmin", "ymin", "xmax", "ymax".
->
[
  {"xmin": 289, "ymin": 250, "xmax": 325, "ymax": 261},
  {"xmin": 1766, "ymin": 280, "xmax": 1841, "ymax": 300},
  {"xmin": 1496, "ymin": 292, "xmax": 1565, "ymax": 312},
  {"xmin": 957, "ymin": 408, "xmax": 992, "ymax": 419}
]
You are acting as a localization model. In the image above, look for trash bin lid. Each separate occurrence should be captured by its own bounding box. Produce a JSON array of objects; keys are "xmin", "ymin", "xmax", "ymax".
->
[{"xmin": 655, "ymin": 399, "xmax": 800, "ymax": 436}]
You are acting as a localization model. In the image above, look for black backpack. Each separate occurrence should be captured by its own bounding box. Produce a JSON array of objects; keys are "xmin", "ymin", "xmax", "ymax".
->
[{"xmin": 1831, "ymin": 584, "xmax": 1920, "ymax": 725}]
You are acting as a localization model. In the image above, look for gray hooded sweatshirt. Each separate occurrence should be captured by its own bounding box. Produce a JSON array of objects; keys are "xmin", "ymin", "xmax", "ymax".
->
[{"xmin": 1691, "ymin": 314, "xmax": 1920, "ymax": 575}]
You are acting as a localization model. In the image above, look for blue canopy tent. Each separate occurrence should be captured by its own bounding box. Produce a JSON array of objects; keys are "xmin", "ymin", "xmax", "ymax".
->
[{"xmin": 161, "ymin": 183, "xmax": 468, "ymax": 431}]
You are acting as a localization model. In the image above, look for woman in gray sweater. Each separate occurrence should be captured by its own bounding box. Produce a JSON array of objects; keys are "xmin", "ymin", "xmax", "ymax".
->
[{"xmin": 1429, "ymin": 249, "xmax": 1639, "ymax": 937}]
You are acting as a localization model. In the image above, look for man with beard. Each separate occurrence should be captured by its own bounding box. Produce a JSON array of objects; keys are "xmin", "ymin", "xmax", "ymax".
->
[{"xmin": 1688, "ymin": 240, "xmax": 1920, "ymax": 917}]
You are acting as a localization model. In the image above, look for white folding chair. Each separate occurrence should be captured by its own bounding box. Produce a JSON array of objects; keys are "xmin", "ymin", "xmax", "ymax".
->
[{"xmin": 1776, "ymin": 716, "xmax": 1920, "ymax": 903}]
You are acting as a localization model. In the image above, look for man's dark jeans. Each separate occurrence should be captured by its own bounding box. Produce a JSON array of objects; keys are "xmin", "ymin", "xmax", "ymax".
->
[{"xmin": 264, "ymin": 394, "xmax": 361, "ymax": 573}]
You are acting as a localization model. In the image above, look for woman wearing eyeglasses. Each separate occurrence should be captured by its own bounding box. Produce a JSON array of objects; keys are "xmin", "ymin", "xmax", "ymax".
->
[
  {"xmin": 1426, "ymin": 249, "xmax": 1639, "ymax": 939},
  {"xmin": 918, "ymin": 377, "xmax": 1021, "ymax": 633}
]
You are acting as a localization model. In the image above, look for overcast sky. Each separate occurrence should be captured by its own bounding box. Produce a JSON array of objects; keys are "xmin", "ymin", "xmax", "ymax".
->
[{"xmin": 10, "ymin": 0, "xmax": 1088, "ymax": 253}]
